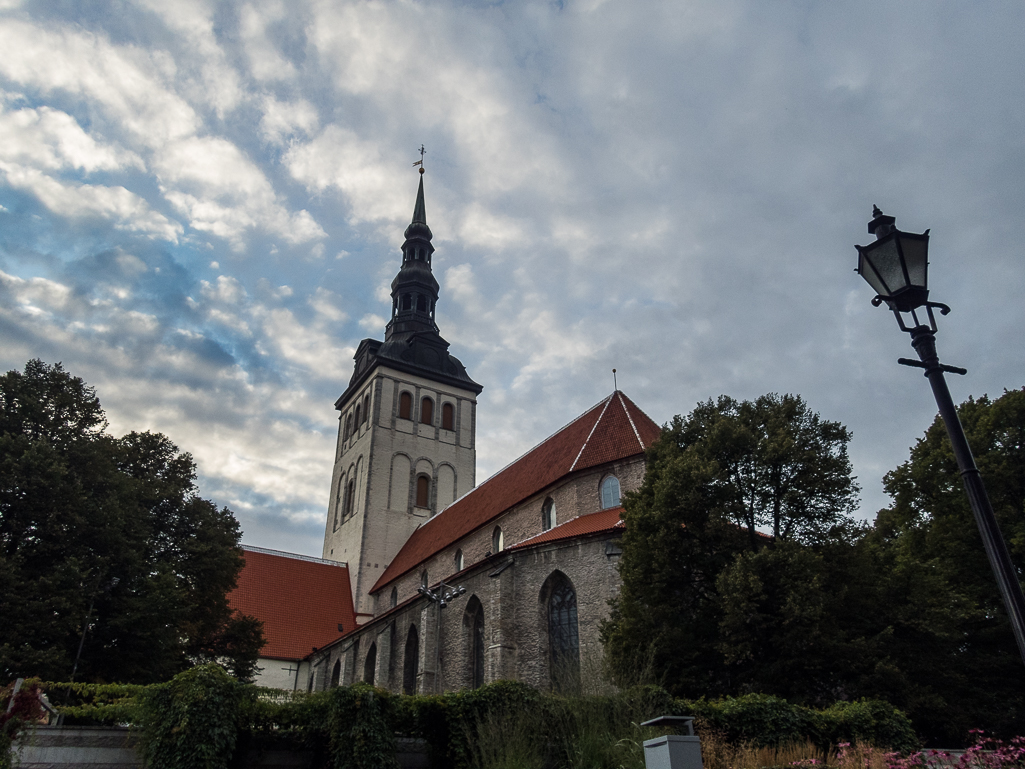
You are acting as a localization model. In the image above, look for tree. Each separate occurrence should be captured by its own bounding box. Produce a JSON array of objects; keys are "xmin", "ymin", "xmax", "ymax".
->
[
  {"xmin": 0, "ymin": 360, "xmax": 263, "ymax": 684},
  {"xmin": 868, "ymin": 387, "xmax": 1025, "ymax": 742},
  {"xmin": 602, "ymin": 393, "xmax": 861, "ymax": 697}
]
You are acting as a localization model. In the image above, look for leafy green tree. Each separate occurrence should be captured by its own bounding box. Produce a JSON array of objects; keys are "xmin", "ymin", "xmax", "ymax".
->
[
  {"xmin": 868, "ymin": 387, "xmax": 1025, "ymax": 742},
  {"xmin": 0, "ymin": 360, "xmax": 263, "ymax": 684},
  {"xmin": 603, "ymin": 393, "xmax": 860, "ymax": 697}
]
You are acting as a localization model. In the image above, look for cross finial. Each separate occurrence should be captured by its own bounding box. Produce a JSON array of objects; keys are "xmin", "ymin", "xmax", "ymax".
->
[{"xmin": 413, "ymin": 145, "xmax": 426, "ymax": 174}]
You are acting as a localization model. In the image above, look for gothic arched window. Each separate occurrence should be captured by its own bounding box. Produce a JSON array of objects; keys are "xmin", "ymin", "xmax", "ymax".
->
[
  {"xmin": 442, "ymin": 402, "xmax": 455, "ymax": 431},
  {"xmin": 454, "ymin": 549, "xmax": 464, "ymax": 572},
  {"xmin": 353, "ymin": 404, "xmax": 361, "ymax": 430},
  {"xmin": 344, "ymin": 414, "xmax": 352, "ymax": 442},
  {"xmin": 363, "ymin": 394, "xmax": 371, "ymax": 423},
  {"xmin": 390, "ymin": 587, "xmax": 398, "ymax": 608},
  {"xmin": 420, "ymin": 397, "xmax": 433, "ymax": 425},
  {"xmin": 546, "ymin": 572, "xmax": 580, "ymax": 693},
  {"xmin": 600, "ymin": 475, "xmax": 621, "ymax": 509},
  {"xmin": 399, "ymin": 392, "xmax": 412, "ymax": 420},
  {"xmin": 330, "ymin": 659, "xmax": 341, "ymax": 688},
  {"xmin": 344, "ymin": 479, "xmax": 355, "ymax": 520},
  {"xmin": 465, "ymin": 597, "xmax": 485, "ymax": 690},
  {"xmin": 542, "ymin": 498, "xmax": 556, "ymax": 532},
  {"xmin": 403, "ymin": 625, "xmax": 419, "ymax": 695},
  {"xmin": 364, "ymin": 643, "xmax": 377, "ymax": 685},
  {"xmin": 416, "ymin": 475, "xmax": 430, "ymax": 508},
  {"xmin": 492, "ymin": 526, "xmax": 504, "ymax": 554}
]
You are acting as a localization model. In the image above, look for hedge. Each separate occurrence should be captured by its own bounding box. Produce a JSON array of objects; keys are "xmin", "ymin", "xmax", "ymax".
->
[{"xmin": 20, "ymin": 668, "xmax": 919, "ymax": 769}]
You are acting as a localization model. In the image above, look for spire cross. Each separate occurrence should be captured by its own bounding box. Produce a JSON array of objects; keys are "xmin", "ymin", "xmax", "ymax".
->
[{"xmin": 413, "ymin": 145, "xmax": 426, "ymax": 173}]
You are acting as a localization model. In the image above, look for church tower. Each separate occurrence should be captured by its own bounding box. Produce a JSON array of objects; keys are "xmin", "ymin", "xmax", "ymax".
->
[{"xmin": 323, "ymin": 168, "xmax": 482, "ymax": 617}]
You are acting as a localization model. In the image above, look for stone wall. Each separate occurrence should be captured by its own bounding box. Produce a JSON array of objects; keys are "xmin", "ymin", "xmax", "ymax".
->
[
  {"xmin": 318, "ymin": 528, "xmax": 624, "ymax": 695},
  {"xmin": 12, "ymin": 727, "xmax": 428, "ymax": 769}
]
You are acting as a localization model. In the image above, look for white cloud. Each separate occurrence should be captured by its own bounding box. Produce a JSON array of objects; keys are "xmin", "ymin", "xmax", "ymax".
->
[
  {"xmin": 0, "ymin": 102, "xmax": 144, "ymax": 173},
  {"xmin": 259, "ymin": 94, "xmax": 319, "ymax": 145},
  {"xmin": 156, "ymin": 136, "xmax": 325, "ymax": 246},
  {"xmin": 0, "ymin": 19, "xmax": 199, "ymax": 145},
  {"xmin": 0, "ymin": 164, "xmax": 182, "ymax": 241},
  {"xmin": 240, "ymin": 2, "xmax": 298, "ymax": 83}
]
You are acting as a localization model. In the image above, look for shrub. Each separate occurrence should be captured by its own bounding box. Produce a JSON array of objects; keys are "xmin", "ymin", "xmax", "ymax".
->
[
  {"xmin": 1, "ymin": 679, "xmax": 46, "ymax": 769},
  {"xmin": 137, "ymin": 664, "xmax": 251, "ymax": 769}
]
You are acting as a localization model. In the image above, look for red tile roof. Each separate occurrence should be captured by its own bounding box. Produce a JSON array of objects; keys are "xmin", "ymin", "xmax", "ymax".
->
[
  {"xmin": 371, "ymin": 391, "xmax": 660, "ymax": 593},
  {"xmin": 512, "ymin": 506, "xmax": 625, "ymax": 549},
  {"xmin": 229, "ymin": 546, "xmax": 356, "ymax": 661}
]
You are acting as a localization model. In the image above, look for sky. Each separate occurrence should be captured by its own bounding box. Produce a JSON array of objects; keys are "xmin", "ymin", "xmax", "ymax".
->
[{"xmin": 1, "ymin": 0, "xmax": 1023, "ymax": 557}]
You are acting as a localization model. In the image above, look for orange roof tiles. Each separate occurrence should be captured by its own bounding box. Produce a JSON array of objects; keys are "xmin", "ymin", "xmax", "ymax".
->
[
  {"xmin": 371, "ymin": 391, "xmax": 660, "ymax": 593},
  {"xmin": 512, "ymin": 506, "xmax": 625, "ymax": 549},
  {"xmin": 229, "ymin": 546, "xmax": 356, "ymax": 661}
]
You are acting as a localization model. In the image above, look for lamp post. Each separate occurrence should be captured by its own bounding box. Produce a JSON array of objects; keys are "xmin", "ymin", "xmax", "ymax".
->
[
  {"xmin": 418, "ymin": 581, "xmax": 466, "ymax": 693},
  {"xmin": 855, "ymin": 206, "xmax": 1025, "ymax": 667}
]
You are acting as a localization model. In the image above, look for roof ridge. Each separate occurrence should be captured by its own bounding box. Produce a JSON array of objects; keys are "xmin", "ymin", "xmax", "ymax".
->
[
  {"xmin": 569, "ymin": 393, "xmax": 614, "ymax": 472},
  {"xmin": 616, "ymin": 391, "xmax": 646, "ymax": 451},
  {"xmin": 242, "ymin": 545, "xmax": 348, "ymax": 567}
]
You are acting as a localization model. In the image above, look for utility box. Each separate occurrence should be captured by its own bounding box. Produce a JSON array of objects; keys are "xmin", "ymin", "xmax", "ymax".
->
[{"xmin": 641, "ymin": 716, "xmax": 703, "ymax": 769}]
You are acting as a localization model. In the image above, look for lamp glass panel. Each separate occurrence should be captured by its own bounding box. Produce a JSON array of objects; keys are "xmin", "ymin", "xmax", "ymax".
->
[
  {"xmin": 898, "ymin": 234, "xmax": 928, "ymax": 289},
  {"xmin": 864, "ymin": 238, "xmax": 906, "ymax": 296}
]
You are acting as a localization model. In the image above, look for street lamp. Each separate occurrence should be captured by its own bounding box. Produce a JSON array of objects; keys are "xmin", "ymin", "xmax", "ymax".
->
[{"xmin": 855, "ymin": 206, "xmax": 1025, "ymax": 668}]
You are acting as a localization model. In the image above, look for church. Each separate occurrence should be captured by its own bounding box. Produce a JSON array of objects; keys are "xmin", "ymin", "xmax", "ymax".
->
[{"xmin": 229, "ymin": 169, "xmax": 661, "ymax": 694}]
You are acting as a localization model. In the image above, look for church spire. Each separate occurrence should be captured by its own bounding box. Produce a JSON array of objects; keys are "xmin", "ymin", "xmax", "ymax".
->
[{"xmin": 385, "ymin": 166, "xmax": 440, "ymax": 341}]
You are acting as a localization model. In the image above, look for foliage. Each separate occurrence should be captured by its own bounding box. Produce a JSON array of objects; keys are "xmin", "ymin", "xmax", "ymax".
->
[
  {"xmin": 137, "ymin": 664, "xmax": 252, "ymax": 769},
  {"xmin": 0, "ymin": 679, "xmax": 46, "ymax": 769},
  {"xmin": 324, "ymin": 683, "xmax": 400, "ymax": 769},
  {"xmin": 603, "ymin": 393, "xmax": 862, "ymax": 699},
  {"xmin": 0, "ymin": 360, "xmax": 263, "ymax": 684},
  {"xmin": 867, "ymin": 388, "xmax": 1025, "ymax": 743}
]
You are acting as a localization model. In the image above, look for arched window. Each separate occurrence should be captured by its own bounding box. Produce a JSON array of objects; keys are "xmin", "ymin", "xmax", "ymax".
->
[
  {"xmin": 492, "ymin": 526, "xmax": 504, "ymax": 554},
  {"xmin": 390, "ymin": 587, "xmax": 398, "ymax": 608},
  {"xmin": 330, "ymin": 659, "xmax": 341, "ymax": 688},
  {"xmin": 542, "ymin": 498, "xmax": 556, "ymax": 532},
  {"xmin": 364, "ymin": 643, "xmax": 377, "ymax": 685},
  {"xmin": 454, "ymin": 549, "xmax": 464, "ymax": 572},
  {"xmin": 464, "ymin": 597, "xmax": 485, "ymax": 690},
  {"xmin": 546, "ymin": 572, "xmax": 580, "ymax": 693},
  {"xmin": 600, "ymin": 475, "xmax": 621, "ymax": 509},
  {"xmin": 403, "ymin": 625, "xmax": 419, "ymax": 695},
  {"xmin": 363, "ymin": 394, "xmax": 370, "ymax": 423},
  {"xmin": 353, "ymin": 404, "xmax": 361, "ymax": 430},
  {"xmin": 420, "ymin": 570, "xmax": 429, "ymax": 588},
  {"xmin": 344, "ymin": 415, "xmax": 352, "ymax": 442},
  {"xmin": 399, "ymin": 392, "xmax": 412, "ymax": 420},
  {"xmin": 416, "ymin": 475, "xmax": 430, "ymax": 508},
  {"xmin": 420, "ymin": 397, "xmax": 433, "ymax": 425},
  {"xmin": 417, "ymin": 294, "xmax": 427, "ymax": 312},
  {"xmin": 401, "ymin": 294, "xmax": 412, "ymax": 310},
  {"xmin": 442, "ymin": 402, "xmax": 455, "ymax": 431},
  {"xmin": 344, "ymin": 479, "xmax": 355, "ymax": 520}
]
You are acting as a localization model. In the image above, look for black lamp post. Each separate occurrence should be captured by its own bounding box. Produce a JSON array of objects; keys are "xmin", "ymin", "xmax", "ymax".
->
[{"xmin": 856, "ymin": 206, "xmax": 1025, "ymax": 668}]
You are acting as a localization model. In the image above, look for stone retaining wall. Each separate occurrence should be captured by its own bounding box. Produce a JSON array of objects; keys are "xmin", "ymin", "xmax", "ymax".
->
[{"xmin": 12, "ymin": 727, "xmax": 429, "ymax": 769}]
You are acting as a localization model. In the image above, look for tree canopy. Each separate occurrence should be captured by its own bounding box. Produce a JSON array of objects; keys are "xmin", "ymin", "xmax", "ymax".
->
[
  {"xmin": 603, "ymin": 388, "xmax": 1025, "ymax": 745},
  {"xmin": 0, "ymin": 360, "xmax": 263, "ymax": 684}
]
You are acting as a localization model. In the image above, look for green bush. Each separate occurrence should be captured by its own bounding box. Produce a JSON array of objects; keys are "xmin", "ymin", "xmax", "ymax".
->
[
  {"xmin": 680, "ymin": 692, "xmax": 918, "ymax": 753},
  {"xmin": 137, "ymin": 664, "xmax": 251, "ymax": 769},
  {"xmin": 32, "ymin": 676, "xmax": 920, "ymax": 768}
]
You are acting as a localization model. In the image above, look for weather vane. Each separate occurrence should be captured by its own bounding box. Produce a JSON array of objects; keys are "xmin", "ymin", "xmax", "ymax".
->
[{"xmin": 413, "ymin": 145, "xmax": 426, "ymax": 174}]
